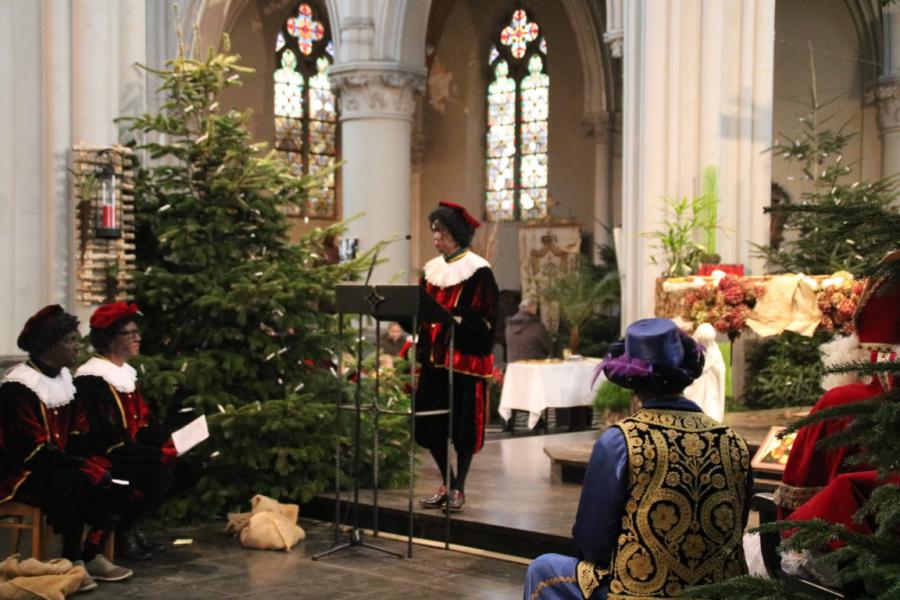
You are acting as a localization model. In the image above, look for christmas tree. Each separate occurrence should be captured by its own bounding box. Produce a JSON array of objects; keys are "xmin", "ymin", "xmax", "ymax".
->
[
  {"xmin": 687, "ymin": 79, "xmax": 900, "ymax": 600},
  {"xmin": 125, "ymin": 37, "xmax": 410, "ymax": 520}
]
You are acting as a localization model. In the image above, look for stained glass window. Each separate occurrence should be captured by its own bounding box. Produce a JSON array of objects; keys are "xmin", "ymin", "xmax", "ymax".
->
[
  {"xmin": 486, "ymin": 9, "xmax": 549, "ymax": 221},
  {"xmin": 274, "ymin": 2, "xmax": 338, "ymax": 218}
]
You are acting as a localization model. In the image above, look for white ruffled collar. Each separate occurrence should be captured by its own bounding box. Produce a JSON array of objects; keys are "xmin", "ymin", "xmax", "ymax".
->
[
  {"xmin": 75, "ymin": 356, "xmax": 137, "ymax": 393},
  {"xmin": 423, "ymin": 250, "xmax": 490, "ymax": 288},
  {"xmin": 2, "ymin": 362, "xmax": 76, "ymax": 409}
]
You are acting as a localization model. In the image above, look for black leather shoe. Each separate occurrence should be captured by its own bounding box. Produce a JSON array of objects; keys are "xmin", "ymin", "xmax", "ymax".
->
[
  {"xmin": 444, "ymin": 489, "xmax": 465, "ymax": 513},
  {"xmin": 133, "ymin": 528, "xmax": 165, "ymax": 553},
  {"xmin": 419, "ymin": 485, "xmax": 448, "ymax": 509},
  {"xmin": 116, "ymin": 530, "xmax": 153, "ymax": 560}
]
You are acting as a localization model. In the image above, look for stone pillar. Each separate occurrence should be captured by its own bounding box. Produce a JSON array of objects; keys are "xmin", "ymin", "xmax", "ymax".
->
[
  {"xmin": 72, "ymin": 0, "xmax": 119, "ymax": 146},
  {"xmin": 42, "ymin": 0, "xmax": 72, "ymax": 306},
  {"xmin": 619, "ymin": 0, "xmax": 775, "ymax": 326},
  {"xmin": 331, "ymin": 63, "xmax": 425, "ymax": 283},
  {"xmin": 872, "ymin": 81, "xmax": 900, "ymax": 178},
  {"xmin": 584, "ymin": 111, "xmax": 613, "ymax": 262}
]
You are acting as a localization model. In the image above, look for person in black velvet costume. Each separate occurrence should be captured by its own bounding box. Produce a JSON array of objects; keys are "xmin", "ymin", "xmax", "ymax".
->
[{"xmin": 0, "ymin": 305, "xmax": 133, "ymax": 586}]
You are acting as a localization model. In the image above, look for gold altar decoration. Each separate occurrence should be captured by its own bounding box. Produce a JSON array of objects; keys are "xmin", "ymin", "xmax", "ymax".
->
[{"xmin": 71, "ymin": 144, "xmax": 136, "ymax": 305}]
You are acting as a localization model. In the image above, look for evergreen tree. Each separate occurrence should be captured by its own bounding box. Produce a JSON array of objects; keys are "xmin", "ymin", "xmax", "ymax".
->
[
  {"xmin": 125, "ymin": 38, "xmax": 409, "ymax": 520},
  {"xmin": 757, "ymin": 63, "xmax": 899, "ymax": 275},
  {"xmin": 686, "ymin": 53, "xmax": 900, "ymax": 598}
]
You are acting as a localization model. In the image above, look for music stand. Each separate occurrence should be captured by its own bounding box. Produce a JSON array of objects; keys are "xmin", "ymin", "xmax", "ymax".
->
[{"xmin": 313, "ymin": 284, "xmax": 454, "ymax": 560}]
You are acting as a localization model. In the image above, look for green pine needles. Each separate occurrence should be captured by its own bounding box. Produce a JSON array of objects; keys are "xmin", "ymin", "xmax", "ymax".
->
[{"xmin": 124, "ymin": 37, "xmax": 409, "ymax": 520}]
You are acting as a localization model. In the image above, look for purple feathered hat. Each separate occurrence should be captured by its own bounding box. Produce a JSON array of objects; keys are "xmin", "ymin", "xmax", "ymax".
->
[{"xmin": 595, "ymin": 318, "xmax": 704, "ymax": 395}]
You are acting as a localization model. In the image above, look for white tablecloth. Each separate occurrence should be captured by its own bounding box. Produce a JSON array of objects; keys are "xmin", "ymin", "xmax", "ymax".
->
[{"xmin": 498, "ymin": 359, "xmax": 602, "ymax": 429}]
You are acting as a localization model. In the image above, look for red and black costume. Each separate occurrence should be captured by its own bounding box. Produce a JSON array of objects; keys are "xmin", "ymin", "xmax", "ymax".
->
[
  {"xmin": 74, "ymin": 356, "xmax": 175, "ymax": 506},
  {"xmin": 0, "ymin": 359, "xmax": 130, "ymax": 558},
  {"xmin": 416, "ymin": 249, "xmax": 498, "ymax": 454},
  {"xmin": 415, "ymin": 202, "xmax": 499, "ymax": 510}
]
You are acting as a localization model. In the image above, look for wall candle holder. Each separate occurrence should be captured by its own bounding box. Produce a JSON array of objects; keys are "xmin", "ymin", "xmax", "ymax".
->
[{"xmin": 95, "ymin": 163, "xmax": 121, "ymax": 239}]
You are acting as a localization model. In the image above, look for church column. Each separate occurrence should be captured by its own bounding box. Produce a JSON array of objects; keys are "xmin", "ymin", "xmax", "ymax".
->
[
  {"xmin": 72, "ymin": 0, "xmax": 119, "ymax": 146},
  {"xmin": 584, "ymin": 111, "xmax": 613, "ymax": 262},
  {"xmin": 873, "ymin": 3, "xmax": 900, "ymax": 178},
  {"xmin": 42, "ymin": 0, "xmax": 72, "ymax": 307},
  {"xmin": 331, "ymin": 63, "xmax": 425, "ymax": 282},
  {"xmin": 619, "ymin": 0, "xmax": 775, "ymax": 325},
  {"xmin": 873, "ymin": 83, "xmax": 900, "ymax": 177}
]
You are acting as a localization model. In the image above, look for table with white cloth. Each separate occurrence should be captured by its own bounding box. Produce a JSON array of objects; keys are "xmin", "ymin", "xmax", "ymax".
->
[{"xmin": 498, "ymin": 358, "xmax": 602, "ymax": 430}]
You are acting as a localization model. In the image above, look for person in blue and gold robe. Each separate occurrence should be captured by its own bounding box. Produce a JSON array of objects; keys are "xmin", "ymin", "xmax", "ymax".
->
[{"xmin": 524, "ymin": 318, "xmax": 752, "ymax": 599}]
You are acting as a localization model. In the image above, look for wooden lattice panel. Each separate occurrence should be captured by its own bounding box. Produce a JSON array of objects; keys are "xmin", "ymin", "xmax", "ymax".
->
[{"xmin": 71, "ymin": 144, "xmax": 136, "ymax": 306}]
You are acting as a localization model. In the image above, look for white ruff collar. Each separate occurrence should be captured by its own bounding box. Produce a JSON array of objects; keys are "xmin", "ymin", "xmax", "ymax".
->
[
  {"xmin": 2, "ymin": 363, "xmax": 75, "ymax": 409},
  {"xmin": 423, "ymin": 251, "xmax": 490, "ymax": 288},
  {"xmin": 75, "ymin": 356, "xmax": 137, "ymax": 393}
]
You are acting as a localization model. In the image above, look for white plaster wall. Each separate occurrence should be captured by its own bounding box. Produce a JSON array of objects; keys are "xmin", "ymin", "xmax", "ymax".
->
[
  {"xmin": 772, "ymin": 0, "xmax": 881, "ymax": 208},
  {"xmin": 0, "ymin": 0, "xmax": 43, "ymax": 356}
]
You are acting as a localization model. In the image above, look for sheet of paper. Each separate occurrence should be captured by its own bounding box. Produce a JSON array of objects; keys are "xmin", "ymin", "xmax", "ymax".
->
[{"xmin": 171, "ymin": 414, "xmax": 209, "ymax": 455}]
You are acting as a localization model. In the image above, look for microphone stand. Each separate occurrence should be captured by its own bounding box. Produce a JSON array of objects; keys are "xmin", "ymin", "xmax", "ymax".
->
[{"xmin": 314, "ymin": 242, "xmax": 402, "ymax": 561}]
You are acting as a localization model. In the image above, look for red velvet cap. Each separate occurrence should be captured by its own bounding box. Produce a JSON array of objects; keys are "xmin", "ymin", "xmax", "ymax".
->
[
  {"xmin": 90, "ymin": 302, "xmax": 141, "ymax": 330},
  {"xmin": 19, "ymin": 305, "xmax": 64, "ymax": 340},
  {"xmin": 854, "ymin": 250, "xmax": 900, "ymax": 347},
  {"xmin": 438, "ymin": 201, "xmax": 480, "ymax": 229}
]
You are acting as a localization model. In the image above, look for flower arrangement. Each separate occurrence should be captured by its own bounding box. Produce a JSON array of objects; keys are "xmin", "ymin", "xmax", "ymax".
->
[
  {"xmin": 817, "ymin": 278, "xmax": 865, "ymax": 334},
  {"xmin": 682, "ymin": 275, "xmax": 765, "ymax": 337}
]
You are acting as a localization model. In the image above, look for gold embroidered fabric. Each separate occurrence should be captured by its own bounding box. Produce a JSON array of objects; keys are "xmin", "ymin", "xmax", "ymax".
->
[
  {"xmin": 576, "ymin": 561, "xmax": 608, "ymax": 599},
  {"xmin": 607, "ymin": 409, "xmax": 750, "ymax": 599},
  {"xmin": 773, "ymin": 482, "xmax": 822, "ymax": 511}
]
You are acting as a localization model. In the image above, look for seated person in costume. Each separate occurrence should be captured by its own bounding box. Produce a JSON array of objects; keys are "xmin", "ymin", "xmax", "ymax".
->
[
  {"xmin": 774, "ymin": 253, "xmax": 900, "ymax": 583},
  {"xmin": 0, "ymin": 306, "xmax": 133, "ymax": 587},
  {"xmin": 774, "ymin": 256, "xmax": 900, "ymax": 515},
  {"xmin": 524, "ymin": 318, "xmax": 752, "ymax": 600},
  {"xmin": 415, "ymin": 201, "xmax": 498, "ymax": 513},
  {"xmin": 505, "ymin": 298, "xmax": 552, "ymax": 363},
  {"xmin": 74, "ymin": 302, "xmax": 179, "ymax": 560}
]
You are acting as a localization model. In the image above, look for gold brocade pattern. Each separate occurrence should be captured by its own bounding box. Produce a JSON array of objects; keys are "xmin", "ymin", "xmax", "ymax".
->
[{"xmin": 607, "ymin": 409, "xmax": 750, "ymax": 599}]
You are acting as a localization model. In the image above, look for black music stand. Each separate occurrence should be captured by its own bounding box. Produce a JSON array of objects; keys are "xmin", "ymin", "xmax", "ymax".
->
[{"xmin": 313, "ymin": 283, "xmax": 454, "ymax": 560}]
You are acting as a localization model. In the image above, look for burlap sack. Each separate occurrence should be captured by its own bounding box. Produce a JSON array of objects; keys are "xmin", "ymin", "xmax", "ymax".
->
[
  {"xmin": 225, "ymin": 494, "xmax": 306, "ymax": 551},
  {"xmin": 0, "ymin": 555, "xmax": 84, "ymax": 600}
]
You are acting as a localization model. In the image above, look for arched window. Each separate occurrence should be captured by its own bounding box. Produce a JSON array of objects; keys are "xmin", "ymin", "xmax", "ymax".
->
[
  {"xmin": 275, "ymin": 2, "xmax": 338, "ymax": 219},
  {"xmin": 486, "ymin": 9, "xmax": 549, "ymax": 222}
]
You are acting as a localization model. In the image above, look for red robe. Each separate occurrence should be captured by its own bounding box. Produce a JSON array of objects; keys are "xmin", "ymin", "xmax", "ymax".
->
[{"xmin": 774, "ymin": 380, "xmax": 885, "ymax": 512}]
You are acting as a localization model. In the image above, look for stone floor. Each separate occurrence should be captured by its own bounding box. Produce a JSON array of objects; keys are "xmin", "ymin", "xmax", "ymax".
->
[{"xmin": 14, "ymin": 518, "xmax": 527, "ymax": 599}]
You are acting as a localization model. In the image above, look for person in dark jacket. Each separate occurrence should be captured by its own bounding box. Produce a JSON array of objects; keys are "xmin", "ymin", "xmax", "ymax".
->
[
  {"xmin": 505, "ymin": 298, "xmax": 552, "ymax": 363},
  {"xmin": 0, "ymin": 305, "xmax": 133, "ymax": 587}
]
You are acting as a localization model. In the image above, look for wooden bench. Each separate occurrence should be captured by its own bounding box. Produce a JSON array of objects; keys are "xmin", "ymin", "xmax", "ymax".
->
[{"xmin": 0, "ymin": 501, "xmax": 114, "ymax": 561}]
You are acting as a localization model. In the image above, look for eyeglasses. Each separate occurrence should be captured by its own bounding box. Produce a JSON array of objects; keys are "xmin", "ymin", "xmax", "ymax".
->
[{"xmin": 116, "ymin": 329, "xmax": 141, "ymax": 338}]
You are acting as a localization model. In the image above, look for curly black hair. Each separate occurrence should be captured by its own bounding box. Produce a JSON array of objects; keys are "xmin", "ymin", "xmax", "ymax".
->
[
  {"xmin": 90, "ymin": 314, "xmax": 141, "ymax": 355},
  {"xmin": 428, "ymin": 205, "xmax": 475, "ymax": 248},
  {"xmin": 17, "ymin": 308, "xmax": 80, "ymax": 355}
]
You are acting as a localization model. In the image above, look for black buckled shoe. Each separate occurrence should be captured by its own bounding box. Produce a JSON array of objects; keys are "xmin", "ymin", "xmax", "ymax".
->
[
  {"xmin": 419, "ymin": 485, "xmax": 448, "ymax": 509},
  {"xmin": 116, "ymin": 529, "xmax": 153, "ymax": 560},
  {"xmin": 444, "ymin": 489, "xmax": 465, "ymax": 513}
]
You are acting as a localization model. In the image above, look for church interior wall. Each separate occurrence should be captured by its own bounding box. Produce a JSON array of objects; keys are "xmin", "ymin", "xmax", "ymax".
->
[
  {"xmin": 772, "ymin": 0, "xmax": 882, "ymax": 219},
  {"xmin": 216, "ymin": 0, "xmax": 338, "ymax": 243},
  {"xmin": 418, "ymin": 0, "xmax": 596, "ymax": 290},
  {"xmin": 0, "ymin": 0, "xmax": 44, "ymax": 357}
]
